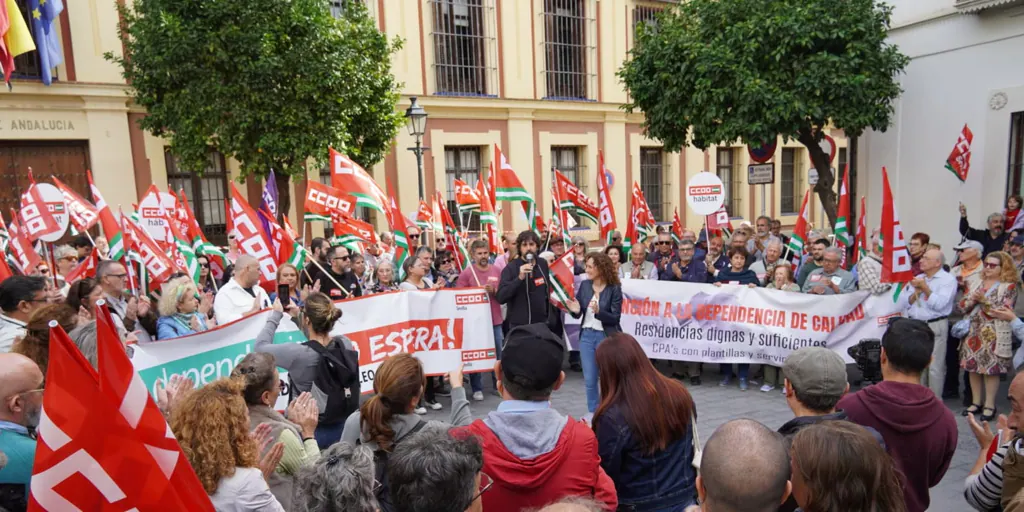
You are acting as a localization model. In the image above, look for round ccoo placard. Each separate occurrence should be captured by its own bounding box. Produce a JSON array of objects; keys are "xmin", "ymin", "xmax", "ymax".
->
[
  {"xmin": 685, "ymin": 172, "xmax": 726, "ymax": 216},
  {"xmin": 138, "ymin": 191, "xmax": 179, "ymax": 244},
  {"xmin": 35, "ymin": 183, "xmax": 70, "ymax": 242}
]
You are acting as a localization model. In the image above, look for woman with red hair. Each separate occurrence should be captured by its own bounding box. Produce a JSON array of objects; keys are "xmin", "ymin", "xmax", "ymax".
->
[{"xmin": 592, "ymin": 333, "xmax": 698, "ymax": 511}]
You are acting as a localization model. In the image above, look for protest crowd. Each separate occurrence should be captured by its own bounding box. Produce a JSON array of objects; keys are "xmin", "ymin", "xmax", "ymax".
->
[{"xmin": 4, "ymin": 150, "xmax": 1024, "ymax": 512}]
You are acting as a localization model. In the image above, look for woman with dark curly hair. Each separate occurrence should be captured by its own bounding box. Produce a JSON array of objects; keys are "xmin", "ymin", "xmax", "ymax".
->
[
  {"xmin": 565, "ymin": 252, "xmax": 623, "ymax": 413},
  {"xmin": 11, "ymin": 304, "xmax": 78, "ymax": 376},
  {"xmin": 789, "ymin": 421, "xmax": 905, "ymax": 512},
  {"xmin": 170, "ymin": 377, "xmax": 285, "ymax": 511},
  {"xmin": 603, "ymin": 245, "xmax": 625, "ymax": 278},
  {"xmin": 65, "ymin": 277, "xmax": 103, "ymax": 321}
]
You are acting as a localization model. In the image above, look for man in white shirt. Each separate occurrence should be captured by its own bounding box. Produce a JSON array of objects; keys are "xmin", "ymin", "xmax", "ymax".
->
[
  {"xmin": 214, "ymin": 254, "xmax": 270, "ymax": 325},
  {"xmin": 0, "ymin": 276, "xmax": 48, "ymax": 353},
  {"xmin": 907, "ymin": 247, "xmax": 957, "ymax": 397},
  {"xmin": 747, "ymin": 216, "xmax": 780, "ymax": 262}
]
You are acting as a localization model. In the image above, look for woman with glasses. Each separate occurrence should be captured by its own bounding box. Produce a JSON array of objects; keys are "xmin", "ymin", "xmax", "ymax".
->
[
  {"xmin": 53, "ymin": 245, "xmax": 79, "ymax": 297},
  {"xmin": 196, "ymin": 255, "xmax": 217, "ymax": 295},
  {"xmin": 959, "ymin": 251, "xmax": 1021, "ymax": 421},
  {"xmin": 156, "ymin": 277, "xmax": 212, "ymax": 340},
  {"xmin": 369, "ymin": 261, "xmax": 400, "ymax": 294},
  {"xmin": 572, "ymin": 236, "xmax": 589, "ymax": 274},
  {"xmin": 399, "ymin": 257, "xmax": 431, "ymax": 291},
  {"xmin": 434, "ymin": 249, "xmax": 460, "ymax": 288},
  {"xmin": 256, "ymin": 292, "xmax": 356, "ymax": 448},
  {"xmin": 270, "ymin": 263, "xmax": 306, "ymax": 308},
  {"xmin": 292, "ymin": 442, "xmax": 379, "ymax": 512},
  {"xmin": 232, "ymin": 352, "xmax": 321, "ymax": 510}
]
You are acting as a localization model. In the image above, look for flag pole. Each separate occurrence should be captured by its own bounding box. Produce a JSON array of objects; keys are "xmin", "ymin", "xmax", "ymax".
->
[{"xmin": 299, "ymin": 245, "xmax": 350, "ymax": 297}]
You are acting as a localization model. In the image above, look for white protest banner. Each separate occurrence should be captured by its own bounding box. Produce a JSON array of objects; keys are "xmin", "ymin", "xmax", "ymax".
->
[
  {"xmin": 617, "ymin": 280, "xmax": 904, "ymax": 365},
  {"xmin": 130, "ymin": 289, "xmax": 497, "ymax": 404}
]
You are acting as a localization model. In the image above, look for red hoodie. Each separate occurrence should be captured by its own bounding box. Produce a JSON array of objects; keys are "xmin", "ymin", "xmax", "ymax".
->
[
  {"xmin": 458, "ymin": 417, "xmax": 618, "ymax": 511},
  {"xmin": 836, "ymin": 381, "xmax": 957, "ymax": 512}
]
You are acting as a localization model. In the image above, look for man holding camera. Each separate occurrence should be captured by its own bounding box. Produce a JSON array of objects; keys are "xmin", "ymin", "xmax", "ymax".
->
[{"xmin": 906, "ymin": 247, "xmax": 957, "ymax": 398}]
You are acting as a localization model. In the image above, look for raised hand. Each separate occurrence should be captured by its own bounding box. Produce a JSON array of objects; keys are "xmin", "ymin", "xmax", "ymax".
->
[{"xmin": 287, "ymin": 392, "xmax": 320, "ymax": 439}]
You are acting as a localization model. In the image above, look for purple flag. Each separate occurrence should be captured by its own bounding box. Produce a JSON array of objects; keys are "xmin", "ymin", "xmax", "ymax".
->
[{"xmin": 261, "ymin": 169, "xmax": 280, "ymax": 218}]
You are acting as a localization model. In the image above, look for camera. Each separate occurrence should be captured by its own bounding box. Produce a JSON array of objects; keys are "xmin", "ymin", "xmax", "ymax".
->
[{"xmin": 848, "ymin": 339, "xmax": 883, "ymax": 385}]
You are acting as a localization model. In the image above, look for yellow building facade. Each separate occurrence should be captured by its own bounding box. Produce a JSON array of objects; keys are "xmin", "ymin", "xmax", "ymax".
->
[{"xmin": 0, "ymin": 0, "xmax": 847, "ymax": 246}]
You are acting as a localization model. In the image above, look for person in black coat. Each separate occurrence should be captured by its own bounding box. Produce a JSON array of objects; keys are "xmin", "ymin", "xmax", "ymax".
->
[
  {"xmin": 566, "ymin": 252, "xmax": 623, "ymax": 413},
  {"xmin": 497, "ymin": 230, "xmax": 552, "ymax": 329}
]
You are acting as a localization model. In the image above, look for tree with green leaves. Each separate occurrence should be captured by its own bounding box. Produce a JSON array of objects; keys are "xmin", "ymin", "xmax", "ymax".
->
[
  {"xmin": 619, "ymin": 0, "xmax": 909, "ymax": 228},
  {"xmin": 107, "ymin": 0, "xmax": 404, "ymax": 216}
]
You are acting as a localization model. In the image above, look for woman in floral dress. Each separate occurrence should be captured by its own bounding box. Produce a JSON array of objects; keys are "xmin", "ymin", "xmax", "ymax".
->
[{"xmin": 959, "ymin": 251, "xmax": 1021, "ymax": 421}]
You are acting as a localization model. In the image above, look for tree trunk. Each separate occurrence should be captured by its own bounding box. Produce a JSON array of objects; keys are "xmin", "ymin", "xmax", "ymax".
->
[
  {"xmin": 274, "ymin": 170, "xmax": 292, "ymax": 224},
  {"xmin": 798, "ymin": 127, "xmax": 838, "ymax": 230}
]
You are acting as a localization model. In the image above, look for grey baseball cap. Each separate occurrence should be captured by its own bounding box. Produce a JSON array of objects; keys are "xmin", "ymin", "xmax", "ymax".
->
[
  {"xmin": 783, "ymin": 347, "xmax": 847, "ymax": 397},
  {"xmin": 953, "ymin": 240, "xmax": 984, "ymax": 254}
]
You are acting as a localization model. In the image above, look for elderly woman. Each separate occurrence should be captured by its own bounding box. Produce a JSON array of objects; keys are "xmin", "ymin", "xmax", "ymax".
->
[
  {"xmin": 292, "ymin": 443, "xmax": 379, "ymax": 512},
  {"xmin": 434, "ymin": 249, "xmax": 460, "ymax": 288},
  {"xmin": 232, "ymin": 352, "xmax": 320, "ymax": 509},
  {"xmin": 53, "ymin": 245, "xmax": 79, "ymax": 297},
  {"xmin": 571, "ymin": 236, "xmax": 588, "ymax": 274},
  {"xmin": 156, "ymin": 277, "xmax": 212, "ymax": 340},
  {"xmin": 369, "ymin": 260, "xmax": 400, "ymax": 294},
  {"xmin": 959, "ymin": 251, "xmax": 1021, "ymax": 421},
  {"xmin": 170, "ymin": 377, "xmax": 285, "ymax": 511}
]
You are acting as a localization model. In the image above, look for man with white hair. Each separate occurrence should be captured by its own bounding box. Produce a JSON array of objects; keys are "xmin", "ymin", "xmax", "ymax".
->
[
  {"xmin": 748, "ymin": 239, "xmax": 784, "ymax": 286},
  {"xmin": 801, "ymin": 247, "xmax": 855, "ymax": 295},
  {"xmin": 907, "ymin": 247, "xmax": 957, "ymax": 397},
  {"xmin": 856, "ymin": 232, "xmax": 891, "ymax": 296},
  {"xmin": 960, "ymin": 204, "xmax": 1008, "ymax": 257},
  {"xmin": 747, "ymin": 216, "xmax": 780, "ymax": 262},
  {"xmin": 213, "ymin": 254, "xmax": 270, "ymax": 324}
]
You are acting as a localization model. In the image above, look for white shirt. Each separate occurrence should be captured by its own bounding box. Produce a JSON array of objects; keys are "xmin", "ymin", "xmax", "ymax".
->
[
  {"xmin": 0, "ymin": 313, "xmax": 26, "ymax": 353},
  {"xmin": 907, "ymin": 269, "xmax": 957, "ymax": 321},
  {"xmin": 582, "ymin": 296, "xmax": 603, "ymax": 331},
  {"xmin": 209, "ymin": 467, "xmax": 285, "ymax": 512},
  {"xmin": 214, "ymin": 279, "xmax": 271, "ymax": 326}
]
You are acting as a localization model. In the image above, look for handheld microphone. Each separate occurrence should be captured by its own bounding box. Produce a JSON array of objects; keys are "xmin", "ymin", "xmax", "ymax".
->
[{"xmin": 525, "ymin": 253, "xmax": 534, "ymax": 262}]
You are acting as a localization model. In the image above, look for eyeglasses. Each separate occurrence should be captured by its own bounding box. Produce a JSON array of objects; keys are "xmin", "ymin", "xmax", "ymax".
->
[
  {"xmin": 60, "ymin": 256, "xmax": 77, "ymax": 262},
  {"xmin": 573, "ymin": 242, "xmax": 585, "ymax": 247},
  {"xmin": 471, "ymin": 472, "xmax": 494, "ymax": 502},
  {"xmin": 984, "ymin": 262, "xmax": 1000, "ymax": 269},
  {"xmin": 656, "ymin": 241, "xmax": 671, "ymax": 246},
  {"xmin": 334, "ymin": 255, "xmax": 350, "ymax": 261},
  {"xmin": 107, "ymin": 273, "xmax": 128, "ymax": 279},
  {"xmin": 199, "ymin": 262, "xmax": 210, "ymax": 268},
  {"xmin": 439, "ymin": 259, "xmax": 453, "ymax": 265}
]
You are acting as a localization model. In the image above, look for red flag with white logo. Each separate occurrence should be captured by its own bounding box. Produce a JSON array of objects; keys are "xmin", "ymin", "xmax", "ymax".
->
[
  {"xmin": 229, "ymin": 183, "xmax": 279, "ymax": 290},
  {"xmin": 945, "ymin": 124, "xmax": 973, "ymax": 183},
  {"xmin": 672, "ymin": 208, "xmax": 684, "ymax": 244},
  {"xmin": 122, "ymin": 214, "xmax": 177, "ymax": 293},
  {"xmin": 19, "ymin": 171, "xmax": 62, "ymax": 241},
  {"xmin": 52, "ymin": 177, "xmax": 100, "ymax": 233},
  {"xmin": 597, "ymin": 151, "xmax": 618, "ymax": 245},
  {"xmin": 880, "ymin": 167, "xmax": 914, "ymax": 300},
  {"xmin": 7, "ymin": 209, "xmax": 42, "ymax": 273},
  {"xmin": 548, "ymin": 251, "xmax": 576, "ymax": 309},
  {"xmin": 64, "ymin": 247, "xmax": 99, "ymax": 282}
]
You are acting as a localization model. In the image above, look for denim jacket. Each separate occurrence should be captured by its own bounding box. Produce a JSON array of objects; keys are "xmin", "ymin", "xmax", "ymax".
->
[{"xmin": 595, "ymin": 404, "xmax": 698, "ymax": 511}]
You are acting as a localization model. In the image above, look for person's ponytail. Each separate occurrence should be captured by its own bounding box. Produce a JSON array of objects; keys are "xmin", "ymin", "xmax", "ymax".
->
[{"xmin": 359, "ymin": 353, "xmax": 425, "ymax": 451}]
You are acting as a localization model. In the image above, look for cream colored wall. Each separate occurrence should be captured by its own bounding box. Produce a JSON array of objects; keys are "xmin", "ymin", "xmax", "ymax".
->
[
  {"xmin": 67, "ymin": 0, "xmax": 126, "ymax": 84},
  {"xmin": 499, "ymin": 0, "xmax": 534, "ymax": 100}
]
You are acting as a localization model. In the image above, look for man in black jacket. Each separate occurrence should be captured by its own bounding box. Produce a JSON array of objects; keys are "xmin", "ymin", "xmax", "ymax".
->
[{"xmin": 497, "ymin": 230, "xmax": 552, "ymax": 329}]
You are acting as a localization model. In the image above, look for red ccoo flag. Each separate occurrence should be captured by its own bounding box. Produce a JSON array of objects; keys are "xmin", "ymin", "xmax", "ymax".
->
[
  {"xmin": 596, "ymin": 151, "xmax": 618, "ymax": 245},
  {"xmin": 19, "ymin": 170, "xmax": 62, "ymax": 241},
  {"xmin": 945, "ymin": 124, "xmax": 973, "ymax": 183},
  {"xmin": 64, "ymin": 247, "xmax": 99, "ymax": 282},
  {"xmin": 880, "ymin": 167, "xmax": 915, "ymax": 301}
]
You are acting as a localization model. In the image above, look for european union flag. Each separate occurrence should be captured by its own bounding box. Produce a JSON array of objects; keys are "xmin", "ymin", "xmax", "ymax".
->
[{"xmin": 28, "ymin": 0, "xmax": 63, "ymax": 85}]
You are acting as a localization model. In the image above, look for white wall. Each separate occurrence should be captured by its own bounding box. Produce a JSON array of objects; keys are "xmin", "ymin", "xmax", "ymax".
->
[{"xmin": 859, "ymin": 7, "xmax": 1024, "ymax": 254}]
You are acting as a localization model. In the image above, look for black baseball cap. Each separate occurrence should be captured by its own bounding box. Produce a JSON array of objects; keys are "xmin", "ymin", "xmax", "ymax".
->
[
  {"xmin": 1012, "ymin": 235, "xmax": 1024, "ymax": 246},
  {"xmin": 500, "ymin": 324, "xmax": 565, "ymax": 392}
]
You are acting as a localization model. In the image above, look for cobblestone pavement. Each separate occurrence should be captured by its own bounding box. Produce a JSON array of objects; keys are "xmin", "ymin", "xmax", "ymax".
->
[{"xmin": 419, "ymin": 365, "xmax": 1012, "ymax": 512}]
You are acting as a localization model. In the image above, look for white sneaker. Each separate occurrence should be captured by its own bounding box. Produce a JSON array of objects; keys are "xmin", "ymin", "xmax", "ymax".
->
[
  {"xmin": 427, "ymin": 400, "xmax": 443, "ymax": 410},
  {"xmin": 472, "ymin": 391, "xmax": 484, "ymax": 401},
  {"xmin": 414, "ymin": 407, "xmax": 427, "ymax": 415},
  {"xmin": 760, "ymin": 384, "xmax": 775, "ymax": 393}
]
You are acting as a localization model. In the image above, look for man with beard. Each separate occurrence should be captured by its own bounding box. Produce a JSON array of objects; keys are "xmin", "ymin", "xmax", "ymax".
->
[
  {"xmin": 0, "ymin": 353, "xmax": 44, "ymax": 510},
  {"xmin": 704, "ymin": 236, "xmax": 728, "ymax": 283},
  {"xmin": 319, "ymin": 245, "xmax": 363, "ymax": 300},
  {"xmin": 301, "ymin": 237, "xmax": 331, "ymax": 288},
  {"xmin": 457, "ymin": 240, "xmax": 504, "ymax": 400},
  {"xmin": 795, "ymin": 239, "xmax": 830, "ymax": 289},
  {"xmin": 749, "ymin": 240, "xmax": 784, "ymax": 286},
  {"xmin": 960, "ymin": 204, "xmax": 1008, "ymax": 257},
  {"xmin": 747, "ymin": 216, "xmax": 780, "ymax": 262},
  {"xmin": 497, "ymin": 231, "xmax": 552, "ymax": 330},
  {"xmin": 770, "ymin": 218, "xmax": 790, "ymax": 247}
]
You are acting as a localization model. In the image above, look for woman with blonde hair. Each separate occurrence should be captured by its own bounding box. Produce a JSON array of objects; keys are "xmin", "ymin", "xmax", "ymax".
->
[
  {"xmin": 170, "ymin": 377, "xmax": 285, "ymax": 511},
  {"xmin": 959, "ymin": 251, "xmax": 1021, "ymax": 421},
  {"xmin": 340, "ymin": 353, "xmax": 471, "ymax": 511},
  {"xmin": 271, "ymin": 263, "xmax": 306, "ymax": 307},
  {"xmin": 155, "ymin": 277, "xmax": 212, "ymax": 340}
]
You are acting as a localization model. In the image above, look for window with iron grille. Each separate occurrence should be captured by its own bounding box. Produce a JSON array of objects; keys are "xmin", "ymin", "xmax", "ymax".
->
[
  {"xmin": 445, "ymin": 146, "xmax": 482, "ymax": 231},
  {"xmin": 10, "ymin": 0, "xmax": 43, "ymax": 80},
  {"xmin": 1010, "ymin": 112, "xmax": 1024, "ymax": 197},
  {"xmin": 551, "ymin": 146, "xmax": 587, "ymax": 226},
  {"xmin": 716, "ymin": 148, "xmax": 741, "ymax": 217},
  {"xmin": 640, "ymin": 148, "xmax": 667, "ymax": 222},
  {"xmin": 430, "ymin": 0, "xmax": 497, "ymax": 97},
  {"xmin": 781, "ymin": 148, "xmax": 803, "ymax": 215},
  {"xmin": 632, "ymin": 5, "xmax": 662, "ymax": 36},
  {"xmin": 166, "ymin": 150, "xmax": 230, "ymax": 246},
  {"xmin": 328, "ymin": 0, "xmax": 376, "ymax": 20},
  {"xmin": 542, "ymin": 0, "xmax": 595, "ymax": 100}
]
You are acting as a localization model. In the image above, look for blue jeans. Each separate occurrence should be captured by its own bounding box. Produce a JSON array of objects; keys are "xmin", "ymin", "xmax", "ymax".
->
[
  {"xmin": 314, "ymin": 422, "xmax": 344, "ymax": 450},
  {"xmin": 470, "ymin": 325, "xmax": 504, "ymax": 393},
  {"xmin": 580, "ymin": 328, "xmax": 607, "ymax": 412},
  {"xmin": 721, "ymin": 363, "xmax": 749, "ymax": 380}
]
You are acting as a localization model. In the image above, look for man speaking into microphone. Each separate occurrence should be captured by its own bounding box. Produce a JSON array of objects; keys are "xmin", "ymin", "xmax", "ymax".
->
[{"xmin": 497, "ymin": 230, "xmax": 554, "ymax": 330}]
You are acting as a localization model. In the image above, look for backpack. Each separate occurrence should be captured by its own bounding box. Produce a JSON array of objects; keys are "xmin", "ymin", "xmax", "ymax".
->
[
  {"xmin": 302, "ymin": 339, "xmax": 360, "ymax": 425},
  {"xmin": 359, "ymin": 419, "xmax": 427, "ymax": 512}
]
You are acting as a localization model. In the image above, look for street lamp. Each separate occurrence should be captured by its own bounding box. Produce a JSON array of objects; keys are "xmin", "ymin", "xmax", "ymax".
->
[{"xmin": 405, "ymin": 97, "xmax": 429, "ymax": 201}]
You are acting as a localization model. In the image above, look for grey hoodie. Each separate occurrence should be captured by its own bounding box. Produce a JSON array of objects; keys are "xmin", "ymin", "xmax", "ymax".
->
[{"xmin": 339, "ymin": 386, "xmax": 473, "ymax": 450}]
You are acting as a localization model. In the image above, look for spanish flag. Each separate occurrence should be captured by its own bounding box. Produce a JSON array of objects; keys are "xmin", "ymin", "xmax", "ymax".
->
[{"xmin": 1, "ymin": 0, "xmax": 36, "ymax": 83}]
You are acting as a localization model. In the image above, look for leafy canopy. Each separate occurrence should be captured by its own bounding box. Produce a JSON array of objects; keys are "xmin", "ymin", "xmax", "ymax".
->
[
  {"xmin": 619, "ymin": 0, "xmax": 909, "ymax": 225},
  {"xmin": 108, "ymin": 0, "xmax": 404, "ymax": 180}
]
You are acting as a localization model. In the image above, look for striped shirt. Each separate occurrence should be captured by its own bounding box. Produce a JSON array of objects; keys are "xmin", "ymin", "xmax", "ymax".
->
[{"xmin": 964, "ymin": 440, "xmax": 1017, "ymax": 511}]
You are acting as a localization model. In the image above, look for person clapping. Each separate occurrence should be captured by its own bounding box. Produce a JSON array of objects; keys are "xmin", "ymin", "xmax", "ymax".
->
[{"xmin": 156, "ymin": 277, "xmax": 213, "ymax": 340}]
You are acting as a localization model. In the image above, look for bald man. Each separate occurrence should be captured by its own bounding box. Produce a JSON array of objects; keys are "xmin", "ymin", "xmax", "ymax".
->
[
  {"xmin": 0, "ymin": 353, "xmax": 44, "ymax": 506},
  {"xmin": 697, "ymin": 419, "xmax": 792, "ymax": 512},
  {"xmin": 214, "ymin": 254, "xmax": 271, "ymax": 325}
]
